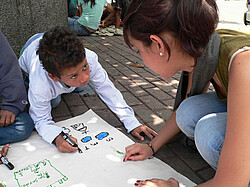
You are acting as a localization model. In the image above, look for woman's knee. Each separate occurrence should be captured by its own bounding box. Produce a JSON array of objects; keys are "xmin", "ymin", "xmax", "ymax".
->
[
  {"xmin": 176, "ymin": 96, "xmax": 200, "ymax": 139},
  {"xmin": 194, "ymin": 113, "xmax": 227, "ymax": 169}
]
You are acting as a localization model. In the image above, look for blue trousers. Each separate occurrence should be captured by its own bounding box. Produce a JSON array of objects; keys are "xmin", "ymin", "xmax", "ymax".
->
[
  {"xmin": 68, "ymin": 17, "xmax": 95, "ymax": 36},
  {"xmin": 0, "ymin": 112, "xmax": 34, "ymax": 145},
  {"xmin": 176, "ymin": 92, "xmax": 250, "ymax": 186}
]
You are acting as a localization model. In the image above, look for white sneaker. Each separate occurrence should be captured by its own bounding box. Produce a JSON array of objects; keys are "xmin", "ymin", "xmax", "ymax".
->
[{"xmin": 114, "ymin": 28, "xmax": 123, "ymax": 36}]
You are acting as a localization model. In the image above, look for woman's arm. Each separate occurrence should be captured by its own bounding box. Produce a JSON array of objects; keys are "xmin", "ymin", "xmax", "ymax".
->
[
  {"xmin": 124, "ymin": 110, "xmax": 181, "ymax": 161},
  {"xmin": 199, "ymin": 50, "xmax": 250, "ymax": 186},
  {"xmin": 150, "ymin": 110, "xmax": 180, "ymax": 152}
]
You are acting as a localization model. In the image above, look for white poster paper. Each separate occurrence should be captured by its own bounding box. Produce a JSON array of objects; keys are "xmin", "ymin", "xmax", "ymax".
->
[{"xmin": 0, "ymin": 110, "xmax": 196, "ymax": 187}]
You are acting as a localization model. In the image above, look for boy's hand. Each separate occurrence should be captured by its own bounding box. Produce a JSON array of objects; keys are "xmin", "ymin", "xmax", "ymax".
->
[
  {"xmin": 0, "ymin": 110, "xmax": 15, "ymax": 127},
  {"xmin": 54, "ymin": 135, "xmax": 78, "ymax": 153},
  {"xmin": 131, "ymin": 125, "xmax": 157, "ymax": 141},
  {"xmin": 0, "ymin": 144, "xmax": 10, "ymax": 164}
]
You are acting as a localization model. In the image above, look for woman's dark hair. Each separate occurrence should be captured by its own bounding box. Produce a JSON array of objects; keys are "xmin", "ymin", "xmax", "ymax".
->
[
  {"xmin": 84, "ymin": 0, "xmax": 96, "ymax": 8},
  {"xmin": 37, "ymin": 26, "xmax": 85, "ymax": 78},
  {"xmin": 123, "ymin": 0, "xmax": 218, "ymax": 58}
]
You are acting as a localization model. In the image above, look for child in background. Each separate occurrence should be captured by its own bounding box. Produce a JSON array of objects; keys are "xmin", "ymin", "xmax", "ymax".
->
[
  {"xmin": 100, "ymin": 0, "xmax": 132, "ymax": 36},
  {"xmin": 19, "ymin": 26, "xmax": 157, "ymax": 153},
  {"xmin": 68, "ymin": 0, "xmax": 115, "ymax": 36}
]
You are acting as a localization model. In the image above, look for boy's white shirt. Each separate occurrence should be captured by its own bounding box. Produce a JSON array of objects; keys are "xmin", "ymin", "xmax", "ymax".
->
[{"xmin": 19, "ymin": 36, "xmax": 142, "ymax": 144}]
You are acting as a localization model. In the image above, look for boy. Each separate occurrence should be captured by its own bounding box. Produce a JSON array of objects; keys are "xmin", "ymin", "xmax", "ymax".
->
[
  {"xmin": 0, "ymin": 30, "xmax": 34, "ymax": 164},
  {"xmin": 19, "ymin": 26, "xmax": 156, "ymax": 152}
]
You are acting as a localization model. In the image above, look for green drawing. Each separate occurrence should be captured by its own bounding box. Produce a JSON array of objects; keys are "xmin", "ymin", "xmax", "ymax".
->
[
  {"xmin": 14, "ymin": 159, "xmax": 68, "ymax": 187},
  {"xmin": 112, "ymin": 147, "xmax": 124, "ymax": 155},
  {"xmin": 0, "ymin": 181, "xmax": 7, "ymax": 187}
]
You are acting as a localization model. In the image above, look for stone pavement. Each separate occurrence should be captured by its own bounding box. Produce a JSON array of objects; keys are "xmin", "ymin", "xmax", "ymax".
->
[{"xmin": 51, "ymin": 35, "xmax": 216, "ymax": 185}]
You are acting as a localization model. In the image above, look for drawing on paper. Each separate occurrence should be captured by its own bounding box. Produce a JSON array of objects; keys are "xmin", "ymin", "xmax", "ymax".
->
[
  {"xmin": 81, "ymin": 132, "xmax": 113, "ymax": 150},
  {"xmin": 112, "ymin": 147, "xmax": 124, "ymax": 155},
  {"xmin": 62, "ymin": 119, "xmax": 115, "ymax": 153},
  {"xmin": 14, "ymin": 159, "xmax": 68, "ymax": 187},
  {"xmin": 71, "ymin": 122, "xmax": 88, "ymax": 134},
  {"xmin": 62, "ymin": 126, "xmax": 72, "ymax": 136}
]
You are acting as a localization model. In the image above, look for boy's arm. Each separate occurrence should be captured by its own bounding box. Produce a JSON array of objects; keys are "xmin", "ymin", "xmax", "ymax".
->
[
  {"xmin": 28, "ymin": 87, "xmax": 62, "ymax": 144},
  {"xmin": 0, "ymin": 30, "xmax": 27, "ymax": 117},
  {"xmin": 28, "ymin": 87, "xmax": 78, "ymax": 152},
  {"xmin": 87, "ymin": 50, "xmax": 156, "ymax": 139}
]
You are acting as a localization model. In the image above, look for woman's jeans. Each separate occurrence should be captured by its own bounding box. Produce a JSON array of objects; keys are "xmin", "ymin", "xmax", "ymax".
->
[
  {"xmin": 176, "ymin": 92, "xmax": 227, "ymax": 170},
  {"xmin": 176, "ymin": 92, "xmax": 250, "ymax": 186},
  {"xmin": 68, "ymin": 17, "xmax": 95, "ymax": 36},
  {"xmin": 0, "ymin": 112, "xmax": 34, "ymax": 145}
]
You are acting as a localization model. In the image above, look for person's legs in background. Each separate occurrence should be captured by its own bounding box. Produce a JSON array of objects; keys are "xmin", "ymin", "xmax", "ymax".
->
[
  {"xmin": 68, "ymin": 18, "xmax": 93, "ymax": 36},
  {"xmin": 113, "ymin": 0, "xmax": 123, "ymax": 35},
  {"xmin": 114, "ymin": 8, "xmax": 123, "ymax": 36},
  {"xmin": 0, "ymin": 112, "xmax": 34, "ymax": 145}
]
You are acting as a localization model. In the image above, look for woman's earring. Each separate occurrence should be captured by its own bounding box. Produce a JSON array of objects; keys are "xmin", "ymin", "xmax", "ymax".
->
[{"xmin": 160, "ymin": 52, "xmax": 163, "ymax": 56}]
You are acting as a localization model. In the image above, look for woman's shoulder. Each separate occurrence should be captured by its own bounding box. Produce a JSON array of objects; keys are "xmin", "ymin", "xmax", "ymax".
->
[{"xmin": 216, "ymin": 29, "xmax": 250, "ymax": 62}]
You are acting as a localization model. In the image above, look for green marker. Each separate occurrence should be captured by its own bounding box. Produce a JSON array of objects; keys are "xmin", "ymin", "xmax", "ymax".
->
[{"xmin": 112, "ymin": 147, "xmax": 124, "ymax": 155}]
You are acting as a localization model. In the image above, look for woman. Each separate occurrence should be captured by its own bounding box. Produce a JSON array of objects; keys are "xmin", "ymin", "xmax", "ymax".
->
[
  {"xmin": 122, "ymin": 0, "xmax": 250, "ymax": 186},
  {"xmin": 68, "ymin": 0, "xmax": 115, "ymax": 36}
]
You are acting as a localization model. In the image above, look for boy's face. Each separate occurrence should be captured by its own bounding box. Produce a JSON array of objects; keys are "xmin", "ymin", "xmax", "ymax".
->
[{"xmin": 59, "ymin": 59, "xmax": 90, "ymax": 88}]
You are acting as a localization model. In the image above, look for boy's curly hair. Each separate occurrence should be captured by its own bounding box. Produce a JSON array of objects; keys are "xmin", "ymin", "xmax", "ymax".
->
[{"xmin": 37, "ymin": 26, "xmax": 85, "ymax": 78}]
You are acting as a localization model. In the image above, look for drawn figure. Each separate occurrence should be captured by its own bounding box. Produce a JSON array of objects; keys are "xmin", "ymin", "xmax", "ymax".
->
[
  {"xmin": 71, "ymin": 123, "xmax": 88, "ymax": 134},
  {"xmin": 81, "ymin": 136, "xmax": 92, "ymax": 143},
  {"xmin": 95, "ymin": 132, "xmax": 109, "ymax": 140},
  {"xmin": 62, "ymin": 127, "xmax": 71, "ymax": 136},
  {"xmin": 81, "ymin": 132, "xmax": 113, "ymax": 150},
  {"xmin": 84, "ymin": 146, "xmax": 90, "ymax": 151},
  {"xmin": 106, "ymin": 137, "xmax": 114, "ymax": 142},
  {"xmin": 14, "ymin": 159, "xmax": 68, "ymax": 187}
]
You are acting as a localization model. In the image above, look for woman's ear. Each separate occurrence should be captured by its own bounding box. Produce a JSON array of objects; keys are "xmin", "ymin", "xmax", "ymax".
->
[
  {"xmin": 48, "ymin": 73, "xmax": 60, "ymax": 82},
  {"xmin": 149, "ymin": 35, "xmax": 165, "ymax": 56}
]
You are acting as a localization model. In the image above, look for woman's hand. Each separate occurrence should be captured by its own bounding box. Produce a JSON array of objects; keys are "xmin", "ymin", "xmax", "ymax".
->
[
  {"xmin": 123, "ymin": 143, "xmax": 153, "ymax": 161},
  {"xmin": 135, "ymin": 178, "xmax": 179, "ymax": 187}
]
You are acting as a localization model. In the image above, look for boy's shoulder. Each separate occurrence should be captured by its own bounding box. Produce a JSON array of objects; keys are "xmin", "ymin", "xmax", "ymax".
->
[
  {"xmin": 30, "ymin": 74, "xmax": 51, "ymax": 91},
  {"xmin": 85, "ymin": 48, "xmax": 97, "ymax": 58},
  {"xmin": 29, "ymin": 75, "xmax": 55, "ymax": 102},
  {"xmin": 85, "ymin": 48, "xmax": 99, "ymax": 67}
]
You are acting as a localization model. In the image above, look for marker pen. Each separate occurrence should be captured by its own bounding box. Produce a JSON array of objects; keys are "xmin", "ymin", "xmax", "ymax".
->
[
  {"xmin": 0, "ymin": 155, "xmax": 14, "ymax": 170},
  {"xmin": 60, "ymin": 131, "xmax": 83, "ymax": 153}
]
